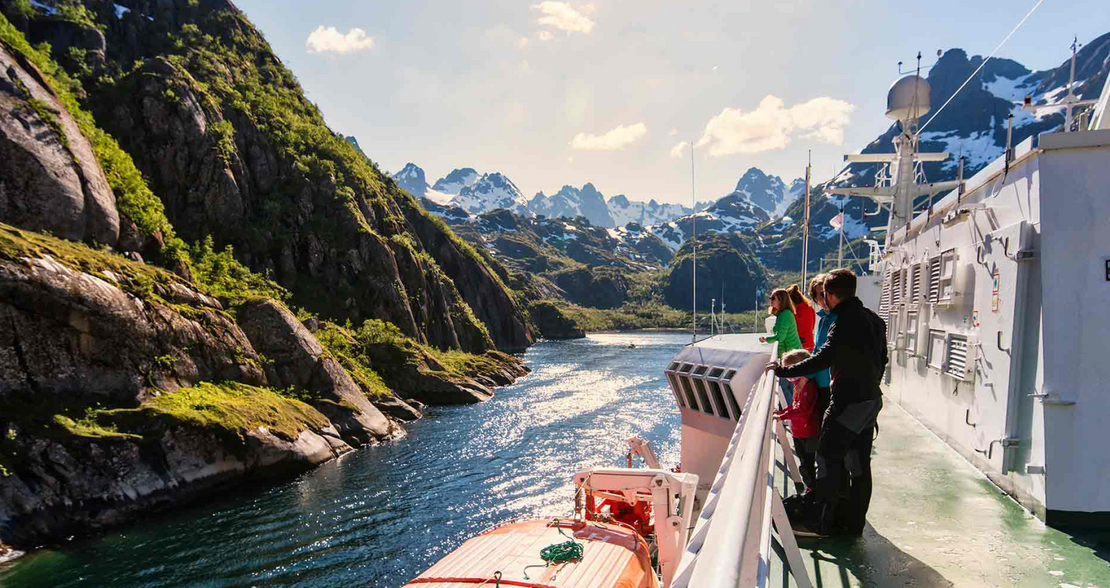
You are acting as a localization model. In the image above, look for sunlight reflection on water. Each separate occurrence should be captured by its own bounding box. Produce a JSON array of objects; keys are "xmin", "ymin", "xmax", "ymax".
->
[{"xmin": 0, "ymin": 333, "xmax": 690, "ymax": 588}]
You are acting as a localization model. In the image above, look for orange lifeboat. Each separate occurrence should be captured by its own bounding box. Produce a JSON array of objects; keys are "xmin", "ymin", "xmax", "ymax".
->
[{"xmin": 402, "ymin": 518, "xmax": 659, "ymax": 588}]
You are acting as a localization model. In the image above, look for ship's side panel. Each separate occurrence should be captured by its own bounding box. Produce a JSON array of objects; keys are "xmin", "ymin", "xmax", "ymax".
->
[
  {"xmin": 1036, "ymin": 137, "xmax": 1110, "ymax": 522},
  {"xmin": 883, "ymin": 155, "xmax": 1049, "ymax": 514}
]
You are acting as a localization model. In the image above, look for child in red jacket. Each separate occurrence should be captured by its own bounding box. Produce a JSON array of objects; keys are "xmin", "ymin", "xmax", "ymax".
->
[{"xmin": 773, "ymin": 349, "xmax": 822, "ymax": 491}]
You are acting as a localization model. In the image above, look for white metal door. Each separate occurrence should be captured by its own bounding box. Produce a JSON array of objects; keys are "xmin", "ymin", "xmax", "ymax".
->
[{"xmin": 970, "ymin": 221, "xmax": 1032, "ymax": 473}]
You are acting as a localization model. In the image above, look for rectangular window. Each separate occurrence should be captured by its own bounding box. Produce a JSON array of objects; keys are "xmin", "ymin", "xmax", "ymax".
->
[
  {"xmin": 693, "ymin": 378, "xmax": 715, "ymax": 416},
  {"xmin": 906, "ymin": 310, "xmax": 920, "ymax": 355},
  {"xmin": 722, "ymin": 383, "xmax": 742, "ymax": 419},
  {"xmin": 707, "ymin": 380, "xmax": 732, "ymax": 420},
  {"xmin": 680, "ymin": 376, "xmax": 700, "ymax": 410},
  {"xmin": 927, "ymin": 329, "xmax": 947, "ymax": 371},
  {"xmin": 666, "ymin": 373, "xmax": 685, "ymax": 408}
]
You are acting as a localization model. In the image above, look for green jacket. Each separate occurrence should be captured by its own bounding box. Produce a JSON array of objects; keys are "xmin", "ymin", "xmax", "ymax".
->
[{"xmin": 765, "ymin": 308, "xmax": 803, "ymax": 353}]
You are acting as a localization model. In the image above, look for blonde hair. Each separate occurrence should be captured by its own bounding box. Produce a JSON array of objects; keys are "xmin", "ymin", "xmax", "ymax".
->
[
  {"xmin": 787, "ymin": 284, "xmax": 811, "ymax": 307},
  {"xmin": 782, "ymin": 349, "xmax": 812, "ymax": 367},
  {"xmin": 769, "ymin": 288, "xmax": 796, "ymax": 316}
]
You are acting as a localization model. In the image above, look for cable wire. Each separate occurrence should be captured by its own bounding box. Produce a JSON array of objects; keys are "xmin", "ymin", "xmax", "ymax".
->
[{"xmin": 917, "ymin": 0, "xmax": 1047, "ymax": 136}]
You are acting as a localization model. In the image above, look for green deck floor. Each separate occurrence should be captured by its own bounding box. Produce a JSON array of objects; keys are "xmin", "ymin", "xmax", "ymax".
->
[{"xmin": 770, "ymin": 400, "xmax": 1110, "ymax": 588}]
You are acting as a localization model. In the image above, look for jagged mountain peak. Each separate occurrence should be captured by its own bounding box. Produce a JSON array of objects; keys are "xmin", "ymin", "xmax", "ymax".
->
[
  {"xmin": 432, "ymin": 167, "xmax": 480, "ymax": 194},
  {"xmin": 392, "ymin": 163, "xmax": 428, "ymax": 199}
]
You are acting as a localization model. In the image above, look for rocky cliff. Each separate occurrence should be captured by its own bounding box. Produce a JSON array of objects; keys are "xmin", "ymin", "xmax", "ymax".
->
[{"xmin": 0, "ymin": 2, "xmax": 532, "ymax": 554}]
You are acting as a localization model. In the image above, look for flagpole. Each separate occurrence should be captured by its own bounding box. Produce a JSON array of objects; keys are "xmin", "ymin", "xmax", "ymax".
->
[{"xmin": 801, "ymin": 151, "xmax": 811, "ymax": 286}]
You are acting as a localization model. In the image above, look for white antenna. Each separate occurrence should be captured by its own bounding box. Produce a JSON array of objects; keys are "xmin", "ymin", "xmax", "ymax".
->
[
  {"xmin": 691, "ymin": 141, "xmax": 697, "ymax": 343},
  {"xmin": 800, "ymin": 150, "xmax": 812, "ymax": 286}
]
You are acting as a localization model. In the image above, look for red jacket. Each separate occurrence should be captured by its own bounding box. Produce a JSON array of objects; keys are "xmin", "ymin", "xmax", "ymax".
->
[
  {"xmin": 794, "ymin": 301, "xmax": 816, "ymax": 352},
  {"xmin": 774, "ymin": 379, "xmax": 821, "ymax": 438}
]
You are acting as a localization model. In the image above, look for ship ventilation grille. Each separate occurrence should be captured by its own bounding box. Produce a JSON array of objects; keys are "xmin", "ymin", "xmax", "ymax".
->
[
  {"xmin": 944, "ymin": 334, "xmax": 974, "ymax": 381},
  {"xmin": 891, "ymin": 268, "xmax": 903, "ymax": 308},
  {"xmin": 910, "ymin": 264, "xmax": 922, "ymax": 304},
  {"xmin": 879, "ymin": 268, "xmax": 893, "ymax": 322},
  {"xmin": 928, "ymin": 257, "xmax": 942, "ymax": 304}
]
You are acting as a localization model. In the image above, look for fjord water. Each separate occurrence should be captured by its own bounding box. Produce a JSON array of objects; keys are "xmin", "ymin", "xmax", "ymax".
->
[{"xmin": 0, "ymin": 333, "xmax": 687, "ymax": 588}]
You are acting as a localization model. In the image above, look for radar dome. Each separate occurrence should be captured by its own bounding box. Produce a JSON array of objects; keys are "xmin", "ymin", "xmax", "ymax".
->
[{"xmin": 886, "ymin": 75, "xmax": 931, "ymax": 121}]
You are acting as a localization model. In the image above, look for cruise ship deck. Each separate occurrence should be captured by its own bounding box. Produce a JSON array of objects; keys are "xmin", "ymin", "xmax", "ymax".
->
[{"xmin": 771, "ymin": 397, "xmax": 1110, "ymax": 587}]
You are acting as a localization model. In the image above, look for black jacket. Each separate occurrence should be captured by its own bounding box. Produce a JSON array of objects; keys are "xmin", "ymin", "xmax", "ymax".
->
[{"xmin": 775, "ymin": 296, "xmax": 887, "ymax": 420}]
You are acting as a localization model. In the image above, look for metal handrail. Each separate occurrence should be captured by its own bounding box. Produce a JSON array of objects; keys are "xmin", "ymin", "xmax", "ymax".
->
[{"xmin": 670, "ymin": 343, "xmax": 814, "ymax": 588}]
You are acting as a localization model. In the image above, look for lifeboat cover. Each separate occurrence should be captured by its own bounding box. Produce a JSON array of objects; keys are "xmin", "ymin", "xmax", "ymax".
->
[{"xmin": 402, "ymin": 519, "xmax": 658, "ymax": 588}]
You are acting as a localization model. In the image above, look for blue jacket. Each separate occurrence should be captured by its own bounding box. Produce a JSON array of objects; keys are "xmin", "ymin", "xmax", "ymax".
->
[{"xmin": 810, "ymin": 309, "xmax": 837, "ymax": 388}]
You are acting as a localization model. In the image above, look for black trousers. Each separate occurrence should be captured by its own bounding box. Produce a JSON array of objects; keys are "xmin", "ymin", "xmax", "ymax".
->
[
  {"xmin": 815, "ymin": 421, "xmax": 875, "ymax": 533},
  {"xmin": 795, "ymin": 436, "xmax": 818, "ymax": 490}
]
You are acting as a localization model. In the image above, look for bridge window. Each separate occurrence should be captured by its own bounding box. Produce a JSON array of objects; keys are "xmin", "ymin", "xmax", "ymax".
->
[
  {"xmin": 721, "ymin": 383, "xmax": 742, "ymax": 419},
  {"xmin": 679, "ymin": 376, "xmax": 700, "ymax": 411},
  {"xmin": 707, "ymin": 381, "xmax": 733, "ymax": 420},
  {"xmin": 666, "ymin": 373, "xmax": 685, "ymax": 408}
]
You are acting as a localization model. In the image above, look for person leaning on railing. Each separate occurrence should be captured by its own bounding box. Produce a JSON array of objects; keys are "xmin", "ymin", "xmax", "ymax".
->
[
  {"xmin": 764, "ymin": 269, "xmax": 887, "ymax": 537},
  {"xmin": 759, "ymin": 288, "xmax": 803, "ymax": 404},
  {"xmin": 807, "ymin": 274, "xmax": 836, "ymax": 426}
]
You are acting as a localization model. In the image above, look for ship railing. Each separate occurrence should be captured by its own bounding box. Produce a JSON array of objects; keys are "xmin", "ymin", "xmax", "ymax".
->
[{"xmin": 669, "ymin": 342, "xmax": 814, "ymax": 588}]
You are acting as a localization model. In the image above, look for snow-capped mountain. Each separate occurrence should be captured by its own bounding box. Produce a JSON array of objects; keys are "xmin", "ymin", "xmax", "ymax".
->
[
  {"xmin": 607, "ymin": 195, "xmax": 692, "ymax": 227},
  {"xmin": 727, "ymin": 168, "xmax": 801, "ymax": 216},
  {"xmin": 432, "ymin": 168, "xmax": 480, "ymax": 195},
  {"xmin": 528, "ymin": 183, "xmax": 615, "ymax": 227},
  {"xmin": 450, "ymin": 172, "xmax": 530, "ymax": 214},
  {"xmin": 392, "ymin": 163, "xmax": 429, "ymax": 200}
]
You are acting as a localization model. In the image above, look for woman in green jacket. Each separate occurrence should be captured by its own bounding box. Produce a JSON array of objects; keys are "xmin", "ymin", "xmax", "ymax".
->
[{"xmin": 760, "ymin": 288, "xmax": 803, "ymax": 403}]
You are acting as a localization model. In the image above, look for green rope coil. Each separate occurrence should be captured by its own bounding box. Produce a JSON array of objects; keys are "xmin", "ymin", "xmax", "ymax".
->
[{"xmin": 523, "ymin": 519, "xmax": 583, "ymax": 580}]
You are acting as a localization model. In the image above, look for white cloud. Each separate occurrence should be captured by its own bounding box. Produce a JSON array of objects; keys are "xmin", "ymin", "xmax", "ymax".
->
[
  {"xmin": 537, "ymin": 30, "xmax": 554, "ymax": 41},
  {"xmin": 670, "ymin": 141, "xmax": 690, "ymax": 158},
  {"xmin": 517, "ymin": 36, "xmax": 530, "ymax": 49},
  {"xmin": 696, "ymin": 95, "xmax": 855, "ymax": 156},
  {"xmin": 669, "ymin": 127, "xmax": 679, "ymax": 136},
  {"xmin": 570, "ymin": 122, "xmax": 648, "ymax": 151},
  {"xmin": 533, "ymin": 2, "xmax": 595, "ymax": 34},
  {"xmin": 306, "ymin": 26, "xmax": 374, "ymax": 54}
]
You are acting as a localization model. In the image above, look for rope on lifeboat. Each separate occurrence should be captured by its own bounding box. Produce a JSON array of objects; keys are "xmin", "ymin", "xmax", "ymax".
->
[{"xmin": 522, "ymin": 519, "xmax": 584, "ymax": 580}]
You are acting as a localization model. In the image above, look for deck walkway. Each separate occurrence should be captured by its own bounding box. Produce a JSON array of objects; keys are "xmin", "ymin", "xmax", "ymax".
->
[{"xmin": 771, "ymin": 399, "xmax": 1110, "ymax": 587}]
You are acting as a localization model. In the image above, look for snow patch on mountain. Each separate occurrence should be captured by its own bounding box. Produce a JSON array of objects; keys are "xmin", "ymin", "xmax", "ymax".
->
[
  {"xmin": 392, "ymin": 163, "xmax": 428, "ymax": 199},
  {"xmin": 450, "ymin": 173, "xmax": 530, "ymax": 214},
  {"xmin": 608, "ymin": 194, "xmax": 691, "ymax": 227},
  {"xmin": 432, "ymin": 168, "xmax": 480, "ymax": 195}
]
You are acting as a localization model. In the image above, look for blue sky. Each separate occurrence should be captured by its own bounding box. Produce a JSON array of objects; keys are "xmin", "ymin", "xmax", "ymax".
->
[{"xmin": 234, "ymin": 0, "xmax": 1108, "ymax": 205}]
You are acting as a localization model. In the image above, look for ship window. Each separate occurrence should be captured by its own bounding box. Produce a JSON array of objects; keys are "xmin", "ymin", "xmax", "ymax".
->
[
  {"xmin": 693, "ymin": 365, "xmax": 709, "ymax": 376},
  {"xmin": 927, "ymin": 329, "xmax": 947, "ymax": 372},
  {"xmin": 680, "ymin": 376, "xmax": 700, "ymax": 410},
  {"xmin": 724, "ymin": 370, "xmax": 737, "ymax": 380},
  {"xmin": 708, "ymin": 367, "xmax": 724, "ymax": 379},
  {"xmin": 693, "ymin": 378, "xmax": 714, "ymax": 415},
  {"xmin": 906, "ymin": 310, "xmax": 920, "ymax": 355},
  {"xmin": 668, "ymin": 362, "xmax": 680, "ymax": 372},
  {"xmin": 722, "ymin": 383, "xmax": 742, "ymax": 419},
  {"xmin": 945, "ymin": 334, "xmax": 972, "ymax": 381},
  {"xmin": 707, "ymin": 380, "xmax": 731, "ymax": 419},
  {"xmin": 678, "ymin": 363, "xmax": 693, "ymax": 373},
  {"xmin": 667, "ymin": 373, "xmax": 685, "ymax": 408}
]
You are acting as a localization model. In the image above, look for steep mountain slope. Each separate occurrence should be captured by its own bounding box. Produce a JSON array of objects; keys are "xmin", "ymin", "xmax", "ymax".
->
[
  {"xmin": 663, "ymin": 233, "xmax": 768, "ymax": 311},
  {"xmin": 25, "ymin": 0, "xmax": 532, "ymax": 352},
  {"xmin": 392, "ymin": 162, "xmax": 429, "ymax": 200},
  {"xmin": 0, "ymin": 0, "xmax": 534, "ymax": 552},
  {"xmin": 759, "ymin": 36, "xmax": 1110, "ymax": 270},
  {"xmin": 528, "ymin": 183, "xmax": 615, "ymax": 227}
]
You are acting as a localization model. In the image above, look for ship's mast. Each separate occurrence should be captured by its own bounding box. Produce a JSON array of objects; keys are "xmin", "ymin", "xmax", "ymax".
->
[
  {"xmin": 800, "ymin": 152, "xmax": 811, "ymax": 285},
  {"xmin": 1022, "ymin": 37, "xmax": 1096, "ymax": 132},
  {"xmin": 827, "ymin": 54, "xmax": 960, "ymax": 246}
]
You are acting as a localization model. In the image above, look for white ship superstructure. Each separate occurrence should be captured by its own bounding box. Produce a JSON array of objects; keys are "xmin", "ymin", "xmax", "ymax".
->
[{"xmin": 835, "ymin": 54, "xmax": 1110, "ymax": 524}]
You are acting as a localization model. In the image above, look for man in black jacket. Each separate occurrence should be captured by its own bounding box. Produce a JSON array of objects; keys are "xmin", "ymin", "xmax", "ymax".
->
[{"xmin": 766, "ymin": 269, "xmax": 887, "ymax": 536}]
